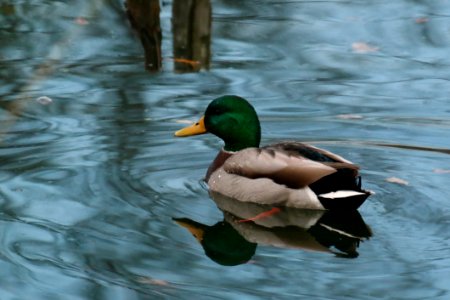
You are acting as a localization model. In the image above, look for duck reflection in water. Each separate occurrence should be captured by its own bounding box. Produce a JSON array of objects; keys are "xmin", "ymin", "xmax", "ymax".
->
[{"xmin": 174, "ymin": 192, "xmax": 372, "ymax": 266}]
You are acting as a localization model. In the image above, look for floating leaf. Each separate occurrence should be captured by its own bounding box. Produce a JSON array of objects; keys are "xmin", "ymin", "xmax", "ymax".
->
[
  {"xmin": 175, "ymin": 119, "xmax": 194, "ymax": 124},
  {"xmin": 173, "ymin": 58, "xmax": 200, "ymax": 66},
  {"xmin": 433, "ymin": 169, "xmax": 450, "ymax": 174},
  {"xmin": 337, "ymin": 114, "xmax": 364, "ymax": 120},
  {"xmin": 36, "ymin": 96, "xmax": 53, "ymax": 105},
  {"xmin": 137, "ymin": 277, "xmax": 170, "ymax": 286},
  {"xmin": 415, "ymin": 17, "xmax": 428, "ymax": 24},
  {"xmin": 75, "ymin": 17, "xmax": 89, "ymax": 25},
  {"xmin": 386, "ymin": 177, "xmax": 409, "ymax": 185},
  {"xmin": 352, "ymin": 42, "xmax": 379, "ymax": 53}
]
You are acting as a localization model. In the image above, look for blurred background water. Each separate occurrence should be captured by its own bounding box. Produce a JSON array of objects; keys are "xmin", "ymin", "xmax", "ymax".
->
[{"xmin": 0, "ymin": 0, "xmax": 450, "ymax": 299}]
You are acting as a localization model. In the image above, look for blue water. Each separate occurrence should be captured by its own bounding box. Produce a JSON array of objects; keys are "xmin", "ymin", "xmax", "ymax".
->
[{"xmin": 1, "ymin": 1, "xmax": 449, "ymax": 299}]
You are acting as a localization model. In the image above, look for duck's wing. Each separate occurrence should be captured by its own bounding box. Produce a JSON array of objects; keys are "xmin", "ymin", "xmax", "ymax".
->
[
  {"xmin": 264, "ymin": 141, "xmax": 360, "ymax": 174},
  {"xmin": 222, "ymin": 148, "xmax": 337, "ymax": 188},
  {"xmin": 263, "ymin": 142, "xmax": 372, "ymax": 207}
]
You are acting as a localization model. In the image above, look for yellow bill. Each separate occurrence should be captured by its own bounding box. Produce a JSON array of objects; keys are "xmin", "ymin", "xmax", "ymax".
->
[
  {"xmin": 175, "ymin": 116, "xmax": 207, "ymax": 137},
  {"xmin": 174, "ymin": 219, "xmax": 205, "ymax": 242}
]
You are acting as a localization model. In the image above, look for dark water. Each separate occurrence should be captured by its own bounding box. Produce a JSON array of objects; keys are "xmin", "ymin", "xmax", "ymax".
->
[{"xmin": 1, "ymin": 1, "xmax": 450, "ymax": 299}]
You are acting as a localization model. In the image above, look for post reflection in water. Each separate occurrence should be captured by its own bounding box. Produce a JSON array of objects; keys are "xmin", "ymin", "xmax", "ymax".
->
[
  {"xmin": 125, "ymin": 0, "xmax": 211, "ymax": 72},
  {"xmin": 175, "ymin": 192, "xmax": 372, "ymax": 266},
  {"xmin": 172, "ymin": 0, "xmax": 211, "ymax": 72}
]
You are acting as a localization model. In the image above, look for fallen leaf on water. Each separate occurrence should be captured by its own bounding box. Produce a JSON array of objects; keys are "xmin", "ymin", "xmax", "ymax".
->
[
  {"xmin": 433, "ymin": 169, "xmax": 450, "ymax": 174},
  {"xmin": 75, "ymin": 17, "xmax": 89, "ymax": 26},
  {"xmin": 337, "ymin": 114, "xmax": 364, "ymax": 120},
  {"xmin": 36, "ymin": 96, "xmax": 53, "ymax": 105},
  {"xmin": 175, "ymin": 119, "xmax": 194, "ymax": 124},
  {"xmin": 352, "ymin": 42, "xmax": 379, "ymax": 53},
  {"xmin": 386, "ymin": 177, "xmax": 409, "ymax": 185},
  {"xmin": 415, "ymin": 17, "xmax": 429, "ymax": 24},
  {"xmin": 137, "ymin": 277, "xmax": 170, "ymax": 286},
  {"xmin": 173, "ymin": 58, "xmax": 200, "ymax": 66}
]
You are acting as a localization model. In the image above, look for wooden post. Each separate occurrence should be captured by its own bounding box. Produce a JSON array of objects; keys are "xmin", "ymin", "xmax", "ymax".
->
[{"xmin": 126, "ymin": 0, "xmax": 162, "ymax": 71}]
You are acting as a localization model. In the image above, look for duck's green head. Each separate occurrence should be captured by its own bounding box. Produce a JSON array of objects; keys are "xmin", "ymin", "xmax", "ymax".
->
[{"xmin": 175, "ymin": 95, "xmax": 261, "ymax": 152}]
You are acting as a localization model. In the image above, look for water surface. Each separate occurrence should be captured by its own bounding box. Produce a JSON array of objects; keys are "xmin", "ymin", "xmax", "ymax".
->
[{"xmin": 1, "ymin": 1, "xmax": 450, "ymax": 299}]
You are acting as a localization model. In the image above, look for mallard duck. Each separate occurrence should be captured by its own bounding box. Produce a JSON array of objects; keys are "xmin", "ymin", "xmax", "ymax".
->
[{"xmin": 175, "ymin": 95, "xmax": 371, "ymax": 210}]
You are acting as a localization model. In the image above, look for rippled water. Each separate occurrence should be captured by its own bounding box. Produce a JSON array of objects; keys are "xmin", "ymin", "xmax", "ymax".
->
[{"xmin": 1, "ymin": 1, "xmax": 450, "ymax": 299}]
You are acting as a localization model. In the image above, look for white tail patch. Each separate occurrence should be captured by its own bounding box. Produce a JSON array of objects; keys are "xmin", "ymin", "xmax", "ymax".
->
[{"xmin": 319, "ymin": 190, "xmax": 365, "ymax": 199}]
